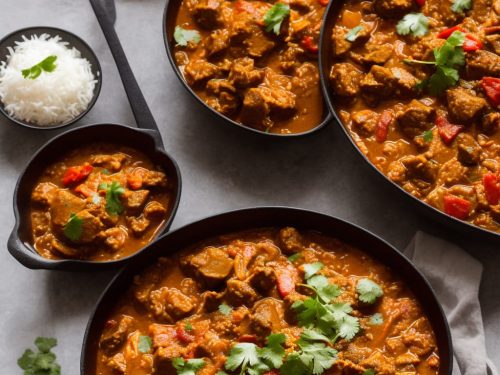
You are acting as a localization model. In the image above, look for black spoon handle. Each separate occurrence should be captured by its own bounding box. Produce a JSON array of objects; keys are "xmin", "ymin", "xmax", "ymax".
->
[{"xmin": 89, "ymin": 0, "xmax": 160, "ymax": 134}]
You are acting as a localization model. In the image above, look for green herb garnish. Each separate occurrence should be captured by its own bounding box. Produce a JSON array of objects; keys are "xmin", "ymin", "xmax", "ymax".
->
[
  {"xmin": 173, "ymin": 358, "xmax": 206, "ymax": 375},
  {"xmin": 18, "ymin": 337, "xmax": 61, "ymax": 375},
  {"xmin": 356, "ymin": 278, "xmax": 383, "ymax": 304},
  {"xmin": 303, "ymin": 262, "xmax": 324, "ymax": 279},
  {"xmin": 218, "ymin": 303, "xmax": 232, "ymax": 316},
  {"xmin": 185, "ymin": 322, "xmax": 193, "ymax": 331},
  {"xmin": 423, "ymin": 129, "xmax": 434, "ymax": 142},
  {"xmin": 369, "ymin": 313, "xmax": 384, "ymax": 325},
  {"xmin": 363, "ymin": 370, "xmax": 376, "ymax": 375},
  {"xmin": 451, "ymin": 0, "xmax": 471, "ymax": 13},
  {"xmin": 22, "ymin": 55, "xmax": 57, "ymax": 79},
  {"xmin": 288, "ymin": 252, "xmax": 303, "ymax": 262},
  {"xmin": 99, "ymin": 181, "xmax": 125, "ymax": 215},
  {"xmin": 138, "ymin": 335, "xmax": 153, "ymax": 353},
  {"xmin": 63, "ymin": 213, "xmax": 83, "ymax": 242},
  {"xmin": 264, "ymin": 3, "xmax": 290, "ymax": 35},
  {"xmin": 174, "ymin": 26, "xmax": 201, "ymax": 47},
  {"xmin": 396, "ymin": 13, "xmax": 429, "ymax": 37},
  {"xmin": 345, "ymin": 25, "xmax": 363, "ymax": 42}
]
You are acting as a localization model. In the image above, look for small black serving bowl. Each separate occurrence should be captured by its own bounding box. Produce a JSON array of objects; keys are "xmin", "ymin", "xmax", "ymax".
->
[
  {"xmin": 318, "ymin": 2, "xmax": 500, "ymax": 242},
  {"xmin": 81, "ymin": 207, "xmax": 452, "ymax": 374},
  {"xmin": 7, "ymin": 123, "xmax": 181, "ymax": 271},
  {"xmin": 0, "ymin": 26, "xmax": 102, "ymax": 130},
  {"xmin": 162, "ymin": 0, "xmax": 332, "ymax": 138}
]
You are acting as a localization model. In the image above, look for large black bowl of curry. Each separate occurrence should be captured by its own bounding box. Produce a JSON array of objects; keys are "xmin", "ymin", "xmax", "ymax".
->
[
  {"xmin": 319, "ymin": 0, "xmax": 500, "ymax": 239},
  {"xmin": 81, "ymin": 207, "xmax": 452, "ymax": 375},
  {"xmin": 163, "ymin": 0, "xmax": 333, "ymax": 136}
]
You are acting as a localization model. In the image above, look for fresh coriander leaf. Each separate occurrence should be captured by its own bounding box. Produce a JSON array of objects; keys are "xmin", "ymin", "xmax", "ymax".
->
[
  {"xmin": 185, "ymin": 322, "xmax": 193, "ymax": 331},
  {"xmin": 22, "ymin": 55, "xmax": 57, "ymax": 79},
  {"xmin": 396, "ymin": 13, "xmax": 429, "ymax": 37},
  {"xmin": 327, "ymin": 303, "xmax": 352, "ymax": 322},
  {"xmin": 219, "ymin": 303, "xmax": 232, "ymax": 316},
  {"xmin": 345, "ymin": 25, "xmax": 363, "ymax": 42},
  {"xmin": 280, "ymin": 352, "xmax": 310, "ymax": 375},
  {"xmin": 63, "ymin": 213, "xmax": 83, "ymax": 242},
  {"xmin": 369, "ymin": 313, "xmax": 384, "ymax": 325},
  {"xmin": 138, "ymin": 335, "xmax": 152, "ymax": 353},
  {"xmin": 304, "ymin": 262, "xmax": 324, "ymax": 279},
  {"xmin": 103, "ymin": 181, "xmax": 125, "ymax": 215},
  {"xmin": 307, "ymin": 275, "xmax": 341, "ymax": 303},
  {"xmin": 216, "ymin": 372, "xmax": 229, "ymax": 375},
  {"xmin": 225, "ymin": 343, "xmax": 260, "ymax": 372},
  {"xmin": 174, "ymin": 25, "xmax": 201, "ymax": 47},
  {"xmin": 35, "ymin": 337, "xmax": 57, "ymax": 353},
  {"xmin": 363, "ymin": 370, "xmax": 376, "ymax": 375},
  {"xmin": 298, "ymin": 339, "xmax": 338, "ymax": 375},
  {"xmin": 18, "ymin": 337, "xmax": 61, "ymax": 375},
  {"xmin": 288, "ymin": 252, "xmax": 303, "ymax": 262},
  {"xmin": 434, "ymin": 31, "xmax": 465, "ymax": 66},
  {"xmin": 299, "ymin": 329, "xmax": 331, "ymax": 344},
  {"xmin": 451, "ymin": 0, "xmax": 471, "ymax": 13},
  {"xmin": 101, "ymin": 168, "xmax": 111, "ymax": 175},
  {"xmin": 264, "ymin": 3, "xmax": 290, "ymax": 35},
  {"xmin": 18, "ymin": 349, "xmax": 36, "ymax": 370},
  {"xmin": 423, "ymin": 129, "xmax": 434, "ymax": 142},
  {"xmin": 173, "ymin": 357, "xmax": 206, "ymax": 375},
  {"xmin": 337, "ymin": 315, "xmax": 360, "ymax": 340},
  {"xmin": 357, "ymin": 278, "xmax": 383, "ymax": 304},
  {"xmin": 258, "ymin": 333, "xmax": 286, "ymax": 368},
  {"xmin": 427, "ymin": 65, "xmax": 459, "ymax": 96}
]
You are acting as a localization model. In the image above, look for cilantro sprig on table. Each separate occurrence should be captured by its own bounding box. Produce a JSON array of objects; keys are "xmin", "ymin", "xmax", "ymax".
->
[
  {"xmin": 264, "ymin": 3, "xmax": 290, "ymax": 35},
  {"xmin": 98, "ymin": 181, "xmax": 125, "ymax": 215},
  {"xmin": 174, "ymin": 26, "xmax": 201, "ymax": 47},
  {"xmin": 396, "ymin": 13, "xmax": 429, "ymax": 37},
  {"xmin": 22, "ymin": 55, "xmax": 57, "ymax": 79},
  {"xmin": 18, "ymin": 337, "xmax": 61, "ymax": 375}
]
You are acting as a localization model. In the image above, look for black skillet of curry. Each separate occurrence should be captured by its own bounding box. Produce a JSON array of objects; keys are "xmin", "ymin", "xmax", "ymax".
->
[
  {"xmin": 327, "ymin": 0, "xmax": 500, "ymax": 230},
  {"xmin": 93, "ymin": 227, "xmax": 440, "ymax": 375},
  {"xmin": 171, "ymin": 0, "xmax": 328, "ymax": 134},
  {"xmin": 30, "ymin": 143, "xmax": 173, "ymax": 261}
]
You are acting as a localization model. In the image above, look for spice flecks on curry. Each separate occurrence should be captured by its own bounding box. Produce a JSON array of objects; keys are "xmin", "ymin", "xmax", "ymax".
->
[
  {"xmin": 30, "ymin": 143, "xmax": 172, "ymax": 261},
  {"xmin": 328, "ymin": 0, "xmax": 500, "ymax": 230},
  {"xmin": 94, "ymin": 227, "xmax": 439, "ymax": 374},
  {"xmin": 172, "ymin": 0, "xmax": 327, "ymax": 134}
]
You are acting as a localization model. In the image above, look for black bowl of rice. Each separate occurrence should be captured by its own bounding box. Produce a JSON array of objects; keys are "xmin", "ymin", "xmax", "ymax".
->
[{"xmin": 0, "ymin": 26, "xmax": 102, "ymax": 129}]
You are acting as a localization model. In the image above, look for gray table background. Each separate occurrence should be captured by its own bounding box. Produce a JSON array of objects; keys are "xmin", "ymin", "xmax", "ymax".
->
[{"xmin": 0, "ymin": 0, "xmax": 498, "ymax": 372}]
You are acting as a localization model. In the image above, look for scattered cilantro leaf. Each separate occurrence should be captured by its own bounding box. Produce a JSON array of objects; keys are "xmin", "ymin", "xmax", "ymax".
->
[
  {"xmin": 22, "ymin": 55, "xmax": 57, "ymax": 79},
  {"xmin": 173, "ymin": 358, "xmax": 206, "ymax": 375},
  {"xmin": 396, "ymin": 13, "xmax": 429, "ymax": 37},
  {"xmin": 174, "ymin": 26, "xmax": 201, "ymax": 47},
  {"xmin": 63, "ymin": 213, "xmax": 83, "ymax": 242},
  {"xmin": 138, "ymin": 335, "xmax": 153, "ymax": 353},
  {"xmin": 451, "ymin": 0, "xmax": 471, "ymax": 13},
  {"xmin": 369, "ymin": 313, "xmax": 384, "ymax": 325},
  {"xmin": 219, "ymin": 303, "xmax": 232, "ymax": 316},
  {"xmin": 264, "ymin": 3, "xmax": 290, "ymax": 35},
  {"xmin": 216, "ymin": 372, "xmax": 229, "ymax": 375},
  {"xmin": 18, "ymin": 337, "xmax": 61, "ymax": 375},
  {"xmin": 225, "ymin": 343, "xmax": 260, "ymax": 373},
  {"xmin": 364, "ymin": 370, "xmax": 376, "ymax": 375},
  {"xmin": 345, "ymin": 25, "xmax": 363, "ymax": 42},
  {"xmin": 299, "ymin": 329, "xmax": 331, "ymax": 344},
  {"xmin": 357, "ymin": 278, "xmax": 383, "ymax": 304},
  {"xmin": 423, "ymin": 129, "xmax": 434, "ymax": 142},
  {"xmin": 185, "ymin": 322, "xmax": 193, "ymax": 331},
  {"xmin": 307, "ymin": 275, "xmax": 341, "ymax": 303},
  {"xmin": 99, "ymin": 181, "xmax": 125, "ymax": 215},
  {"xmin": 337, "ymin": 315, "xmax": 360, "ymax": 341},
  {"xmin": 288, "ymin": 252, "xmax": 303, "ymax": 263},
  {"xmin": 303, "ymin": 262, "xmax": 324, "ymax": 279},
  {"xmin": 258, "ymin": 333, "xmax": 286, "ymax": 369}
]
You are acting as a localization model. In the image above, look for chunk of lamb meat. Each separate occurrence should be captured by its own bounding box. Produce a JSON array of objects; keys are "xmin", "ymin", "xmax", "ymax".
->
[
  {"xmin": 244, "ymin": 25, "xmax": 276, "ymax": 58},
  {"xmin": 351, "ymin": 110, "xmax": 379, "ymax": 137},
  {"xmin": 456, "ymin": 133, "xmax": 482, "ymax": 165},
  {"xmin": 400, "ymin": 154, "xmax": 439, "ymax": 183},
  {"xmin": 350, "ymin": 43, "xmax": 394, "ymax": 66},
  {"xmin": 142, "ymin": 170, "xmax": 168, "ymax": 187},
  {"xmin": 280, "ymin": 43, "xmax": 306, "ymax": 72},
  {"xmin": 183, "ymin": 247, "xmax": 234, "ymax": 288},
  {"xmin": 330, "ymin": 63, "xmax": 363, "ymax": 98},
  {"xmin": 123, "ymin": 190, "xmax": 149, "ymax": 212},
  {"xmin": 278, "ymin": 227, "xmax": 303, "ymax": 254},
  {"xmin": 466, "ymin": 50, "xmax": 500, "ymax": 79},
  {"xmin": 98, "ymin": 227, "xmax": 127, "ymax": 251},
  {"xmin": 228, "ymin": 57, "xmax": 265, "ymax": 88},
  {"xmin": 251, "ymin": 298, "xmax": 285, "ymax": 336},
  {"xmin": 148, "ymin": 287, "xmax": 195, "ymax": 322},
  {"xmin": 100, "ymin": 315, "xmax": 135, "ymax": 355},
  {"xmin": 447, "ymin": 87, "xmax": 487, "ymax": 122},
  {"xmin": 486, "ymin": 34, "xmax": 500, "ymax": 55},
  {"xmin": 422, "ymin": 0, "xmax": 463, "ymax": 26},
  {"xmin": 331, "ymin": 25, "xmax": 371, "ymax": 57},
  {"xmin": 70, "ymin": 209, "xmax": 105, "ymax": 244},
  {"xmin": 106, "ymin": 353, "xmax": 126, "ymax": 373},
  {"xmin": 205, "ymin": 28, "xmax": 230, "ymax": 56},
  {"xmin": 373, "ymin": 0, "xmax": 414, "ymax": 18},
  {"xmin": 191, "ymin": 0, "xmax": 225, "ymax": 29},
  {"xmin": 226, "ymin": 279, "xmax": 259, "ymax": 306},
  {"xmin": 144, "ymin": 201, "xmax": 167, "ymax": 219},
  {"xmin": 206, "ymin": 79, "xmax": 240, "ymax": 115},
  {"xmin": 397, "ymin": 100, "xmax": 435, "ymax": 138},
  {"xmin": 126, "ymin": 215, "xmax": 150, "ymax": 236},
  {"xmin": 361, "ymin": 66, "xmax": 417, "ymax": 104},
  {"xmin": 361, "ymin": 351, "xmax": 396, "ymax": 374},
  {"xmin": 240, "ymin": 86, "xmax": 296, "ymax": 126},
  {"xmin": 482, "ymin": 112, "xmax": 500, "ymax": 134},
  {"xmin": 49, "ymin": 190, "xmax": 86, "ymax": 231},
  {"xmin": 31, "ymin": 182, "xmax": 58, "ymax": 206},
  {"xmin": 436, "ymin": 158, "xmax": 468, "ymax": 186},
  {"xmin": 201, "ymin": 290, "xmax": 225, "ymax": 312},
  {"xmin": 249, "ymin": 267, "xmax": 276, "ymax": 293},
  {"xmin": 90, "ymin": 153, "xmax": 128, "ymax": 171},
  {"xmin": 184, "ymin": 59, "xmax": 219, "ymax": 85},
  {"xmin": 292, "ymin": 62, "xmax": 319, "ymax": 92}
]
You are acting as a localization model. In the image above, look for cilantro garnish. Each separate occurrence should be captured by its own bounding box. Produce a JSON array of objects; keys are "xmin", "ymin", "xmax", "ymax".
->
[
  {"xmin": 356, "ymin": 278, "xmax": 383, "ymax": 304},
  {"xmin": 185, "ymin": 322, "xmax": 193, "ymax": 331},
  {"xmin": 345, "ymin": 25, "xmax": 363, "ymax": 42},
  {"xmin": 173, "ymin": 358, "xmax": 206, "ymax": 375},
  {"xmin": 138, "ymin": 335, "xmax": 152, "ymax": 353},
  {"xmin": 369, "ymin": 313, "xmax": 384, "ymax": 325},
  {"xmin": 303, "ymin": 262, "xmax": 324, "ymax": 279},
  {"xmin": 451, "ymin": 0, "xmax": 471, "ymax": 13},
  {"xmin": 363, "ymin": 370, "xmax": 376, "ymax": 375},
  {"xmin": 63, "ymin": 213, "xmax": 83, "ymax": 242},
  {"xmin": 174, "ymin": 26, "xmax": 201, "ymax": 47},
  {"xmin": 225, "ymin": 343, "xmax": 262, "ymax": 374},
  {"xmin": 99, "ymin": 181, "xmax": 125, "ymax": 215},
  {"xmin": 264, "ymin": 3, "xmax": 290, "ymax": 35},
  {"xmin": 396, "ymin": 13, "xmax": 429, "ymax": 37},
  {"xmin": 423, "ymin": 129, "xmax": 434, "ymax": 142},
  {"xmin": 22, "ymin": 55, "xmax": 57, "ymax": 79},
  {"xmin": 18, "ymin": 337, "xmax": 61, "ymax": 375},
  {"xmin": 288, "ymin": 252, "xmax": 303, "ymax": 263},
  {"xmin": 218, "ymin": 303, "xmax": 233, "ymax": 316}
]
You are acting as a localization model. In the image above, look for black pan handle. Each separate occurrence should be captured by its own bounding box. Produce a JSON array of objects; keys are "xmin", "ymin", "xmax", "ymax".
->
[{"xmin": 89, "ymin": 0, "xmax": 160, "ymax": 134}]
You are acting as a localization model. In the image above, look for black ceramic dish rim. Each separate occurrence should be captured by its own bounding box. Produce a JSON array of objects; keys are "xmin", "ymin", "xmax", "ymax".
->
[
  {"xmin": 79, "ymin": 206, "xmax": 453, "ymax": 375},
  {"xmin": 0, "ymin": 26, "xmax": 103, "ymax": 130},
  {"xmin": 162, "ymin": 1, "xmax": 333, "ymax": 138},
  {"xmin": 317, "ymin": 2, "xmax": 500, "ymax": 241},
  {"xmin": 7, "ymin": 122, "xmax": 182, "ymax": 270}
]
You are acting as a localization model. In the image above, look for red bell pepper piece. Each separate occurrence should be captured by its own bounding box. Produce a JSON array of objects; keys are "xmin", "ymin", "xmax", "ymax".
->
[
  {"xmin": 415, "ymin": 0, "xmax": 425, "ymax": 6},
  {"xmin": 74, "ymin": 184, "xmax": 96, "ymax": 198},
  {"xmin": 62, "ymin": 164, "xmax": 93, "ymax": 186},
  {"xmin": 235, "ymin": 0, "xmax": 257, "ymax": 14},
  {"xmin": 300, "ymin": 36, "xmax": 319, "ymax": 54},
  {"xmin": 437, "ymin": 25, "xmax": 462, "ymax": 39},
  {"xmin": 318, "ymin": 0, "xmax": 330, "ymax": 6},
  {"xmin": 481, "ymin": 77, "xmax": 500, "ymax": 107},
  {"xmin": 375, "ymin": 110, "xmax": 393, "ymax": 143},
  {"xmin": 238, "ymin": 334, "xmax": 258, "ymax": 343},
  {"xmin": 276, "ymin": 270, "xmax": 295, "ymax": 298},
  {"xmin": 263, "ymin": 370, "xmax": 281, "ymax": 375},
  {"xmin": 483, "ymin": 173, "xmax": 500, "ymax": 205},
  {"xmin": 435, "ymin": 116, "xmax": 464, "ymax": 145},
  {"xmin": 462, "ymin": 34, "xmax": 483, "ymax": 52},
  {"xmin": 443, "ymin": 194, "xmax": 471, "ymax": 220},
  {"xmin": 176, "ymin": 326, "xmax": 195, "ymax": 343}
]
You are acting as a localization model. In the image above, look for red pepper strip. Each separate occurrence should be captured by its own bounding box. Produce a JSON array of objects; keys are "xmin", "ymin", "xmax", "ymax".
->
[
  {"xmin": 481, "ymin": 77, "xmax": 500, "ymax": 107},
  {"xmin": 415, "ymin": 0, "xmax": 425, "ymax": 6},
  {"xmin": 176, "ymin": 327, "xmax": 195, "ymax": 343},
  {"xmin": 443, "ymin": 194, "xmax": 471, "ymax": 220},
  {"xmin": 62, "ymin": 164, "xmax": 93, "ymax": 186},
  {"xmin": 263, "ymin": 370, "xmax": 281, "ymax": 375},
  {"xmin": 435, "ymin": 116, "xmax": 464, "ymax": 145},
  {"xmin": 300, "ymin": 36, "xmax": 319, "ymax": 54},
  {"xmin": 235, "ymin": 0, "xmax": 257, "ymax": 13},
  {"xmin": 462, "ymin": 34, "xmax": 483, "ymax": 52},
  {"xmin": 74, "ymin": 184, "xmax": 95, "ymax": 198},
  {"xmin": 375, "ymin": 110, "xmax": 393, "ymax": 143},
  {"xmin": 127, "ymin": 167, "xmax": 148, "ymax": 190},
  {"xmin": 318, "ymin": 0, "xmax": 330, "ymax": 6},
  {"xmin": 276, "ymin": 269, "xmax": 295, "ymax": 298},
  {"xmin": 437, "ymin": 25, "xmax": 462, "ymax": 39},
  {"xmin": 238, "ymin": 334, "xmax": 258, "ymax": 343},
  {"xmin": 483, "ymin": 173, "xmax": 500, "ymax": 205},
  {"xmin": 485, "ymin": 26, "xmax": 500, "ymax": 34}
]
